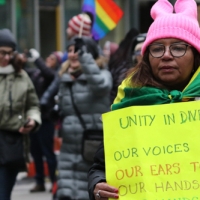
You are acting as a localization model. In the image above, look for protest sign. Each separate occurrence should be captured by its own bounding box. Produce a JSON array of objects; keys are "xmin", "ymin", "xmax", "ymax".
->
[{"xmin": 102, "ymin": 101, "xmax": 200, "ymax": 200}]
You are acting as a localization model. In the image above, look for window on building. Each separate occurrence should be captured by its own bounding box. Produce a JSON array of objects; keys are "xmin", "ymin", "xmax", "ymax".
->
[
  {"xmin": 16, "ymin": 0, "xmax": 35, "ymax": 51},
  {"xmin": 0, "ymin": 0, "xmax": 11, "ymax": 29}
]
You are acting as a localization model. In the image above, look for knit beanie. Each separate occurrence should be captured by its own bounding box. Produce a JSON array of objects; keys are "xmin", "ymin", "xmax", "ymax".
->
[
  {"xmin": 68, "ymin": 13, "xmax": 92, "ymax": 37},
  {"xmin": 52, "ymin": 51, "xmax": 64, "ymax": 64},
  {"xmin": 0, "ymin": 29, "xmax": 16, "ymax": 50},
  {"xmin": 141, "ymin": 0, "xmax": 200, "ymax": 55}
]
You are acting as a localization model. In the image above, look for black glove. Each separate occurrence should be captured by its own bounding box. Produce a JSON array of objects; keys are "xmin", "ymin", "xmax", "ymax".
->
[
  {"xmin": 74, "ymin": 38, "xmax": 86, "ymax": 54},
  {"xmin": 48, "ymin": 104, "xmax": 61, "ymax": 122}
]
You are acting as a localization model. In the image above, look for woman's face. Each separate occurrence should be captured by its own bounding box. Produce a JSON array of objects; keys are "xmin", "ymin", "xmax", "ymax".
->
[
  {"xmin": 0, "ymin": 47, "xmax": 13, "ymax": 67},
  {"xmin": 45, "ymin": 54, "xmax": 57, "ymax": 69},
  {"xmin": 67, "ymin": 45, "xmax": 80, "ymax": 71},
  {"xmin": 149, "ymin": 38, "xmax": 194, "ymax": 90}
]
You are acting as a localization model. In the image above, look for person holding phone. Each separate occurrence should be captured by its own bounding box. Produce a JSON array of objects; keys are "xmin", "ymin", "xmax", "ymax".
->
[
  {"xmin": 55, "ymin": 36, "xmax": 112, "ymax": 200},
  {"xmin": 0, "ymin": 28, "xmax": 41, "ymax": 200}
]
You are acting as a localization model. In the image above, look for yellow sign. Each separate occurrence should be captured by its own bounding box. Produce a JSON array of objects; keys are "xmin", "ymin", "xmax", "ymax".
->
[{"xmin": 102, "ymin": 101, "xmax": 200, "ymax": 200}]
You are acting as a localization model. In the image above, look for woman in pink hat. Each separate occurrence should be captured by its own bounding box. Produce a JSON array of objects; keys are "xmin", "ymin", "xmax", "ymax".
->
[{"xmin": 88, "ymin": 0, "xmax": 200, "ymax": 199}]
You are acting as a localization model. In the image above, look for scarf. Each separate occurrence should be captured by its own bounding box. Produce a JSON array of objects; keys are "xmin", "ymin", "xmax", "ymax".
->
[
  {"xmin": 111, "ymin": 67, "xmax": 200, "ymax": 111},
  {"xmin": 69, "ymin": 67, "xmax": 82, "ymax": 78},
  {"xmin": 0, "ymin": 65, "xmax": 15, "ymax": 74}
]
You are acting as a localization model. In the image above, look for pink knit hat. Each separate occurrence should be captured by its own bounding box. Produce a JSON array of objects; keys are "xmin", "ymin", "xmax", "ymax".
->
[
  {"xmin": 141, "ymin": 0, "xmax": 200, "ymax": 55},
  {"xmin": 52, "ymin": 51, "xmax": 64, "ymax": 64},
  {"xmin": 68, "ymin": 13, "xmax": 92, "ymax": 37}
]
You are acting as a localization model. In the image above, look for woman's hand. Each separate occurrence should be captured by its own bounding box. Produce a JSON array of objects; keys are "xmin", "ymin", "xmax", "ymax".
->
[
  {"xmin": 94, "ymin": 182, "xmax": 119, "ymax": 199},
  {"xmin": 19, "ymin": 118, "xmax": 36, "ymax": 134}
]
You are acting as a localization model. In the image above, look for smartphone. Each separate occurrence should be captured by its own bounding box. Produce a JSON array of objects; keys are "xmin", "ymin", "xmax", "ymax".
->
[
  {"xmin": 74, "ymin": 38, "xmax": 85, "ymax": 53},
  {"xmin": 23, "ymin": 119, "xmax": 30, "ymax": 127}
]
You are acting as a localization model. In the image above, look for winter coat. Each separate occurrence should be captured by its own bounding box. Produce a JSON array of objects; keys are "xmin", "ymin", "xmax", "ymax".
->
[
  {"xmin": 40, "ymin": 43, "xmax": 104, "ymax": 111},
  {"xmin": 56, "ymin": 52, "xmax": 112, "ymax": 200},
  {"xmin": 25, "ymin": 57, "xmax": 58, "ymax": 119},
  {"xmin": 0, "ymin": 68, "xmax": 41, "ymax": 168},
  {"xmin": 40, "ymin": 75, "xmax": 60, "ymax": 112},
  {"xmin": 88, "ymin": 143, "xmax": 105, "ymax": 200},
  {"xmin": 0, "ymin": 69, "xmax": 41, "ymax": 130}
]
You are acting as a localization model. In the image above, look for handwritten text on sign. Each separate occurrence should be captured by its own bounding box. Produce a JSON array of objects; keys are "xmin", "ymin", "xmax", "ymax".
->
[{"xmin": 102, "ymin": 101, "xmax": 200, "ymax": 200}]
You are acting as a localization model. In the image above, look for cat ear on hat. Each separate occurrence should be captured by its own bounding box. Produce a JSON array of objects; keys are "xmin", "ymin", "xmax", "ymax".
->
[
  {"xmin": 174, "ymin": 0, "xmax": 197, "ymax": 20},
  {"xmin": 151, "ymin": 0, "xmax": 173, "ymax": 20}
]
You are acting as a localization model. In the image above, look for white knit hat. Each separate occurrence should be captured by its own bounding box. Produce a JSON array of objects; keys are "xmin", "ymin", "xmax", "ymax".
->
[{"xmin": 68, "ymin": 13, "xmax": 92, "ymax": 36}]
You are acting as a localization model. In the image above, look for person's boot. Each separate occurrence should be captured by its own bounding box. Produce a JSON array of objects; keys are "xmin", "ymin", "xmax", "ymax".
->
[{"xmin": 30, "ymin": 184, "xmax": 46, "ymax": 192}]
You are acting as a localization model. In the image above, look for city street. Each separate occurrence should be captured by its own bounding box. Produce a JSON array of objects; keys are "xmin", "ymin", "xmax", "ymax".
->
[{"xmin": 12, "ymin": 172, "xmax": 52, "ymax": 200}]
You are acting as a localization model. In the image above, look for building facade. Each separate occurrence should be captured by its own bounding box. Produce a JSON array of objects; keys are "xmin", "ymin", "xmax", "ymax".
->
[{"xmin": 0, "ymin": 0, "xmax": 198, "ymax": 57}]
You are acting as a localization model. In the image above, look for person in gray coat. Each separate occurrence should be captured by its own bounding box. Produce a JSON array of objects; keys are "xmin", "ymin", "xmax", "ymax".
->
[{"xmin": 56, "ymin": 36, "xmax": 112, "ymax": 200}]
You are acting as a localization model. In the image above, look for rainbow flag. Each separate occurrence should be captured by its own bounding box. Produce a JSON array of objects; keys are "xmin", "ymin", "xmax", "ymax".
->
[{"xmin": 82, "ymin": 0, "xmax": 124, "ymax": 40}]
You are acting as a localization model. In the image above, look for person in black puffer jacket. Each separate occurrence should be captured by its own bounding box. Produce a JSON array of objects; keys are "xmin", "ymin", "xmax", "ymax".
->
[{"xmin": 24, "ymin": 50, "xmax": 63, "ymax": 193}]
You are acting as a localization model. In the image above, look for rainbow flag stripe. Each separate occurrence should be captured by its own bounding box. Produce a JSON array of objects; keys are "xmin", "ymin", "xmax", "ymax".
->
[
  {"xmin": 82, "ymin": 0, "xmax": 124, "ymax": 40},
  {"xmin": 82, "ymin": 0, "xmax": 96, "ymax": 19}
]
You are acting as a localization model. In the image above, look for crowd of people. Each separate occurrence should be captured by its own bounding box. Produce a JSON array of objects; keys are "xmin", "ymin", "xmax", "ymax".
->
[{"xmin": 0, "ymin": 0, "xmax": 198, "ymax": 199}]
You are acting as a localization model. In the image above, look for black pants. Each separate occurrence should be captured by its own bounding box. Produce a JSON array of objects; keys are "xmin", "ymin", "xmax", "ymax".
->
[
  {"xmin": 30, "ymin": 119, "xmax": 57, "ymax": 185},
  {"xmin": 0, "ymin": 165, "xmax": 19, "ymax": 200}
]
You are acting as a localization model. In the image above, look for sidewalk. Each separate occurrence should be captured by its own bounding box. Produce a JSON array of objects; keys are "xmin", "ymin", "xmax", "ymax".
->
[
  {"xmin": 12, "ymin": 172, "xmax": 52, "ymax": 200},
  {"xmin": 12, "ymin": 136, "xmax": 61, "ymax": 200}
]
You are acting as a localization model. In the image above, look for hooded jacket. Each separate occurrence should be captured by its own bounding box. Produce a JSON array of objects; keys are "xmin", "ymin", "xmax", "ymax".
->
[{"xmin": 0, "ymin": 69, "xmax": 41, "ymax": 131}]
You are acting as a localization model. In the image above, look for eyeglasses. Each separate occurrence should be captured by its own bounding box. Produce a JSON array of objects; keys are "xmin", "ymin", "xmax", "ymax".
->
[
  {"xmin": 148, "ymin": 43, "xmax": 191, "ymax": 58},
  {"xmin": 0, "ymin": 50, "xmax": 14, "ymax": 58}
]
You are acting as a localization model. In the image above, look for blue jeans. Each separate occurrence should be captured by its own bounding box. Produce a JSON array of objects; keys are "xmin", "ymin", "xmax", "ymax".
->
[
  {"xmin": 30, "ymin": 119, "xmax": 57, "ymax": 185},
  {"xmin": 0, "ymin": 165, "xmax": 19, "ymax": 200}
]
